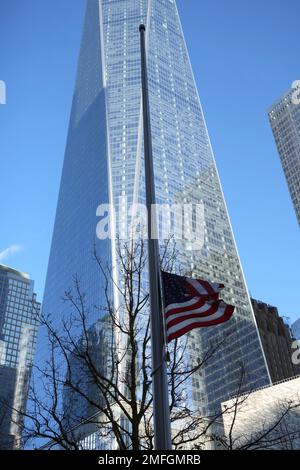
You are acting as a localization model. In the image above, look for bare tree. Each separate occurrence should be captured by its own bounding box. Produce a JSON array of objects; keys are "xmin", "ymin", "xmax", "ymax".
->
[
  {"xmin": 5, "ymin": 238, "xmax": 300, "ymax": 450},
  {"xmin": 5, "ymin": 238, "xmax": 227, "ymax": 450}
]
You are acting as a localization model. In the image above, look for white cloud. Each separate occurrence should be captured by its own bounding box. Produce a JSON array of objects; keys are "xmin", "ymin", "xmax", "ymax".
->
[{"xmin": 0, "ymin": 245, "xmax": 22, "ymax": 263}]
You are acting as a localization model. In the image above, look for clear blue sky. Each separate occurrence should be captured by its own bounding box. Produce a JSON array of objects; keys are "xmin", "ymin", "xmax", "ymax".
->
[{"xmin": 0, "ymin": 0, "xmax": 299, "ymax": 322}]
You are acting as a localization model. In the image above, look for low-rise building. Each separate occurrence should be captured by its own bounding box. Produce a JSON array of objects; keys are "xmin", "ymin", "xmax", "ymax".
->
[{"xmin": 222, "ymin": 376, "xmax": 300, "ymax": 449}]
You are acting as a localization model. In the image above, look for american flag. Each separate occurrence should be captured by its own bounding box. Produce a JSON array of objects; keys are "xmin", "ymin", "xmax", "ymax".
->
[{"xmin": 161, "ymin": 271, "xmax": 234, "ymax": 342}]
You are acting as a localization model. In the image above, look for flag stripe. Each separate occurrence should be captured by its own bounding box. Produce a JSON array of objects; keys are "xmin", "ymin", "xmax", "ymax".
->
[
  {"xmin": 185, "ymin": 278, "xmax": 224, "ymax": 300},
  {"xmin": 166, "ymin": 301, "xmax": 220, "ymax": 326},
  {"xmin": 185, "ymin": 278, "xmax": 208, "ymax": 296},
  {"xmin": 167, "ymin": 304, "xmax": 234, "ymax": 342},
  {"xmin": 165, "ymin": 297, "xmax": 205, "ymax": 317},
  {"xmin": 166, "ymin": 301, "xmax": 220, "ymax": 329}
]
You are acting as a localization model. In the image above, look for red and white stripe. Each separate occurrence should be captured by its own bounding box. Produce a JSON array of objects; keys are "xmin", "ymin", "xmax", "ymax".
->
[
  {"xmin": 165, "ymin": 299, "xmax": 234, "ymax": 343},
  {"xmin": 184, "ymin": 277, "xmax": 225, "ymax": 301}
]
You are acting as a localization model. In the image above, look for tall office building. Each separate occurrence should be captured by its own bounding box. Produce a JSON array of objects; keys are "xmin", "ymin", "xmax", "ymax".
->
[
  {"xmin": 268, "ymin": 87, "xmax": 300, "ymax": 225},
  {"xmin": 0, "ymin": 265, "xmax": 40, "ymax": 449},
  {"xmin": 41, "ymin": 0, "xmax": 270, "ymax": 430},
  {"xmin": 251, "ymin": 298, "xmax": 300, "ymax": 383}
]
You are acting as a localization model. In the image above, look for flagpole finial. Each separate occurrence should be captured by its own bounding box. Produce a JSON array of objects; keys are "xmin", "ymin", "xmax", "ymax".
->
[{"xmin": 139, "ymin": 24, "xmax": 146, "ymax": 32}]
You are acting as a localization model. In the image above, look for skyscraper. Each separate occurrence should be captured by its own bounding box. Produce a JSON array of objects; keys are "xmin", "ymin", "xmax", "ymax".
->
[
  {"xmin": 268, "ymin": 87, "xmax": 300, "ymax": 226},
  {"xmin": 40, "ymin": 0, "xmax": 270, "ymax": 428},
  {"xmin": 0, "ymin": 265, "xmax": 40, "ymax": 449}
]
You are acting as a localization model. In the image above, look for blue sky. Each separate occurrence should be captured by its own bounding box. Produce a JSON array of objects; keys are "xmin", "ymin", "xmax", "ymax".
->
[{"xmin": 0, "ymin": 0, "xmax": 299, "ymax": 322}]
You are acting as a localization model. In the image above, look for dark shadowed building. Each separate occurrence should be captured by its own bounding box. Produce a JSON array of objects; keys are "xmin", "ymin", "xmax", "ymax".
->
[{"xmin": 251, "ymin": 298, "xmax": 300, "ymax": 383}]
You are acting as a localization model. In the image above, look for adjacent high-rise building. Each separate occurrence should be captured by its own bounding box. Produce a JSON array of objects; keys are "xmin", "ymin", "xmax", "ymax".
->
[
  {"xmin": 40, "ymin": 0, "xmax": 270, "ymax": 437},
  {"xmin": 268, "ymin": 87, "xmax": 300, "ymax": 225},
  {"xmin": 251, "ymin": 298, "xmax": 300, "ymax": 383},
  {"xmin": 0, "ymin": 265, "xmax": 40, "ymax": 449}
]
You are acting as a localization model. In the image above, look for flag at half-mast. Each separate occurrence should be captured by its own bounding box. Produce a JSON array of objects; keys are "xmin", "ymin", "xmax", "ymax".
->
[{"xmin": 161, "ymin": 271, "xmax": 234, "ymax": 342}]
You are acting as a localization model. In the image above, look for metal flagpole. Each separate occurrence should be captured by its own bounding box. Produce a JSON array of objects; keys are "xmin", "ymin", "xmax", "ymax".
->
[{"xmin": 139, "ymin": 24, "xmax": 172, "ymax": 450}]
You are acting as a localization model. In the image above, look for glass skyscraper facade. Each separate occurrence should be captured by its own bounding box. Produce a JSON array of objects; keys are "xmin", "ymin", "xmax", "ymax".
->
[
  {"xmin": 40, "ymin": 0, "xmax": 270, "ymax": 433},
  {"xmin": 0, "ymin": 265, "xmax": 40, "ymax": 449},
  {"xmin": 269, "ymin": 88, "xmax": 300, "ymax": 226}
]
